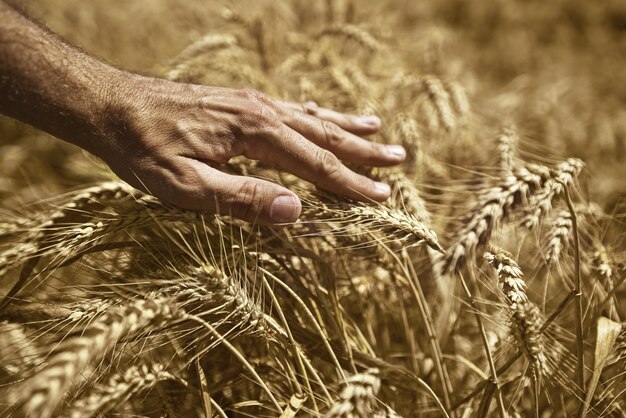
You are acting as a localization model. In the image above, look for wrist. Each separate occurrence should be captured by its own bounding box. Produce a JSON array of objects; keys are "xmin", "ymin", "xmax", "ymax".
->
[{"xmin": 87, "ymin": 67, "xmax": 142, "ymax": 159}]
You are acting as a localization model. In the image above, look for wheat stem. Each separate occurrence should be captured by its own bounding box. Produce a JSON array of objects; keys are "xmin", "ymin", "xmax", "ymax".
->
[
  {"xmin": 458, "ymin": 272, "xmax": 507, "ymax": 418},
  {"xmin": 184, "ymin": 313, "xmax": 283, "ymax": 414},
  {"xmin": 557, "ymin": 180, "xmax": 586, "ymax": 416},
  {"xmin": 402, "ymin": 249, "xmax": 455, "ymax": 417},
  {"xmin": 260, "ymin": 274, "xmax": 319, "ymax": 416},
  {"xmin": 262, "ymin": 267, "xmax": 347, "ymax": 382}
]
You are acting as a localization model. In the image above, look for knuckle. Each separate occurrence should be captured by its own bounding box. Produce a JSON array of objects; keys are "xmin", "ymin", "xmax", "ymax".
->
[
  {"xmin": 231, "ymin": 181, "xmax": 265, "ymax": 220},
  {"xmin": 322, "ymin": 121, "xmax": 344, "ymax": 147},
  {"xmin": 240, "ymin": 88, "xmax": 268, "ymax": 103},
  {"xmin": 303, "ymin": 102, "xmax": 319, "ymax": 116},
  {"xmin": 255, "ymin": 105, "xmax": 280, "ymax": 127},
  {"xmin": 316, "ymin": 149, "xmax": 342, "ymax": 179},
  {"xmin": 174, "ymin": 119, "xmax": 191, "ymax": 136},
  {"xmin": 240, "ymin": 102, "xmax": 279, "ymax": 129}
]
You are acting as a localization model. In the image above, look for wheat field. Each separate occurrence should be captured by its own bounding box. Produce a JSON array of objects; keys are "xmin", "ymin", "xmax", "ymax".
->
[{"xmin": 0, "ymin": 0, "xmax": 625, "ymax": 417}]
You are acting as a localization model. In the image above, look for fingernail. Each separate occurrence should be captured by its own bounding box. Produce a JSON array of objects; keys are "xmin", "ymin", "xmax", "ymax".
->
[
  {"xmin": 386, "ymin": 145, "xmax": 406, "ymax": 159},
  {"xmin": 358, "ymin": 115, "xmax": 381, "ymax": 127},
  {"xmin": 375, "ymin": 182, "xmax": 391, "ymax": 196},
  {"xmin": 270, "ymin": 195, "xmax": 300, "ymax": 223}
]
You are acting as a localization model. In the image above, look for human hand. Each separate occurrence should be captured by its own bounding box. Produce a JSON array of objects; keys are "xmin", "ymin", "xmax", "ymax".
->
[{"xmin": 97, "ymin": 75, "xmax": 406, "ymax": 224}]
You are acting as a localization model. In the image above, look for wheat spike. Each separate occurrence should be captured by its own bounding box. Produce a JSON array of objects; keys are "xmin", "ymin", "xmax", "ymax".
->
[
  {"xmin": 1, "ymin": 196, "xmax": 197, "ymax": 280},
  {"xmin": 12, "ymin": 297, "xmax": 178, "ymax": 418},
  {"xmin": 392, "ymin": 113, "xmax": 422, "ymax": 174},
  {"xmin": 301, "ymin": 193, "xmax": 443, "ymax": 252},
  {"xmin": 0, "ymin": 182, "xmax": 137, "ymax": 277},
  {"xmin": 319, "ymin": 24, "xmax": 381, "ymax": 51},
  {"xmin": 445, "ymin": 80, "xmax": 470, "ymax": 123},
  {"xmin": 325, "ymin": 368, "xmax": 383, "ymax": 418},
  {"xmin": 591, "ymin": 244, "xmax": 614, "ymax": 286},
  {"xmin": 485, "ymin": 250, "xmax": 548, "ymax": 378},
  {"xmin": 63, "ymin": 363, "xmax": 178, "ymax": 418},
  {"xmin": 497, "ymin": 128, "xmax": 518, "ymax": 178},
  {"xmin": 441, "ymin": 166, "xmax": 544, "ymax": 274},
  {"xmin": 166, "ymin": 33, "xmax": 238, "ymax": 81},
  {"xmin": 544, "ymin": 210, "xmax": 572, "ymax": 268},
  {"xmin": 386, "ymin": 172, "xmax": 432, "ymax": 223},
  {"xmin": 521, "ymin": 158, "xmax": 584, "ymax": 229},
  {"xmin": 421, "ymin": 76, "xmax": 455, "ymax": 131},
  {"xmin": 176, "ymin": 263, "xmax": 268, "ymax": 335},
  {"xmin": 0, "ymin": 321, "xmax": 41, "ymax": 378}
]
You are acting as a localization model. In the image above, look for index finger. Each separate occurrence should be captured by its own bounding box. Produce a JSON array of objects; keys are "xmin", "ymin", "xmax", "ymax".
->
[{"xmin": 278, "ymin": 100, "xmax": 381, "ymax": 136}]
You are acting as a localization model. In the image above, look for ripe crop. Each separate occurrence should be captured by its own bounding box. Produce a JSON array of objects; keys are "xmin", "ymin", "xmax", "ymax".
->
[{"xmin": 0, "ymin": 1, "xmax": 624, "ymax": 417}]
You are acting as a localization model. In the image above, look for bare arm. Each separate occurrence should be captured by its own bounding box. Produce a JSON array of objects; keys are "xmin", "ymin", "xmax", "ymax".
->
[{"xmin": 0, "ymin": 1, "xmax": 406, "ymax": 224}]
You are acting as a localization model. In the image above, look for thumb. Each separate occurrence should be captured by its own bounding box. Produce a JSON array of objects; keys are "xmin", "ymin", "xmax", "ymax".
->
[{"xmin": 177, "ymin": 159, "xmax": 302, "ymax": 224}]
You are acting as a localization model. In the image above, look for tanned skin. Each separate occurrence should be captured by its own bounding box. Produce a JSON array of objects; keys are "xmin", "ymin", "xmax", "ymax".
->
[{"xmin": 0, "ymin": 1, "xmax": 406, "ymax": 224}]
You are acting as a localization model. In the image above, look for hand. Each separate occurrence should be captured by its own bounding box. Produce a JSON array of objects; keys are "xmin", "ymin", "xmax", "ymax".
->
[{"xmin": 97, "ymin": 75, "xmax": 406, "ymax": 224}]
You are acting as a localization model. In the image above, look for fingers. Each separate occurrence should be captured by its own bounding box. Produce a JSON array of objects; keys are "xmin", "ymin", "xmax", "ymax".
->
[
  {"xmin": 158, "ymin": 158, "xmax": 302, "ymax": 225},
  {"xmin": 278, "ymin": 100, "xmax": 381, "ymax": 135},
  {"xmin": 278, "ymin": 106, "xmax": 405, "ymax": 167},
  {"xmin": 243, "ymin": 125, "xmax": 391, "ymax": 202}
]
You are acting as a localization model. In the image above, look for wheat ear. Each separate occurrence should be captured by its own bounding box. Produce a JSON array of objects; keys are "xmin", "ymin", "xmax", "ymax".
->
[
  {"xmin": 442, "ymin": 166, "xmax": 544, "ymax": 274},
  {"xmin": 545, "ymin": 210, "xmax": 572, "ymax": 268},
  {"xmin": 12, "ymin": 297, "xmax": 178, "ymax": 418},
  {"xmin": 301, "ymin": 193, "xmax": 443, "ymax": 252},
  {"xmin": 497, "ymin": 128, "xmax": 518, "ymax": 178},
  {"xmin": 318, "ymin": 24, "xmax": 381, "ymax": 51},
  {"xmin": 325, "ymin": 368, "xmax": 385, "ymax": 418},
  {"xmin": 484, "ymin": 250, "xmax": 548, "ymax": 378},
  {"xmin": 62, "ymin": 363, "xmax": 178, "ymax": 418},
  {"xmin": 522, "ymin": 158, "xmax": 584, "ymax": 228}
]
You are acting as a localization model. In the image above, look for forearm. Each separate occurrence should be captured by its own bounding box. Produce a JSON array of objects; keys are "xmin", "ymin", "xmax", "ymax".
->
[{"xmin": 0, "ymin": 1, "xmax": 123, "ymax": 152}]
